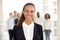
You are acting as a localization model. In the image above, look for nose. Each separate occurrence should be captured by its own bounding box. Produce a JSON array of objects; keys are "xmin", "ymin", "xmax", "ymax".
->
[{"xmin": 27, "ymin": 11, "xmax": 31, "ymax": 16}]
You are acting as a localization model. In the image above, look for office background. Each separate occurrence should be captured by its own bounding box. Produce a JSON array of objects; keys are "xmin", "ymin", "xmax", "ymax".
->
[{"xmin": 0, "ymin": 0, "xmax": 59, "ymax": 40}]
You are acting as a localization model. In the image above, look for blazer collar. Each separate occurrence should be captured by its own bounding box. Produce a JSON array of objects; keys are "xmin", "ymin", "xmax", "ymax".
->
[{"xmin": 20, "ymin": 23, "xmax": 38, "ymax": 40}]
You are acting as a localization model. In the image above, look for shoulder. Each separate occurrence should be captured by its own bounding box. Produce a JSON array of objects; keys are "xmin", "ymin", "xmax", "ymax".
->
[
  {"xmin": 13, "ymin": 25, "xmax": 18, "ymax": 30},
  {"xmin": 34, "ymin": 23, "xmax": 42, "ymax": 29},
  {"xmin": 34, "ymin": 23, "xmax": 43, "ymax": 34},
  {"xmin": 15, "ymin": 18, "xmax": 18, "ymax": 21},
  {"xmin": 13, "ymin": 25, "xmax": 21, "ymax": 30}
]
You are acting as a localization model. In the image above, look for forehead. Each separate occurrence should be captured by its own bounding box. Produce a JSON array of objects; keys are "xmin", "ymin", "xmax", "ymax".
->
[
  {"xmin": 46, "ymin": 14, "xmax": 49, "ymax": 16},
  {"xmin": 24, "ymin": 5, "xmax": 35, "ymax": 10}
]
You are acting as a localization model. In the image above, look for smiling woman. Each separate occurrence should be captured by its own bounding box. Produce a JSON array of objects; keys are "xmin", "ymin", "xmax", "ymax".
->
[
  {"xmin": 1, "ymin": 0, "xmax": 58, "ymax": 40},
  {"xmin": 13, "ymin": 3, "xmax": 43, "ymax": 40}
]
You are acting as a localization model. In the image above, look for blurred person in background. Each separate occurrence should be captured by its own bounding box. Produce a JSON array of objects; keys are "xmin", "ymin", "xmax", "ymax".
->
[
  {"xmin": 7, "ymin": 13, "xmax": 15, "ymax": 40},
  {"xmin": 44, "ymin": 13, "xmax": 52, "ymax": 40},
  {"xmin": 13, "ymin": 11, "xmax": 18, "ymax": 19},
  {"xmin": 15, "ymin": 13, "xmax": 20, "ymax": 24},
  {"xmin": 34, "ymin": 12, "xmax": 44, "ymax": 27}
]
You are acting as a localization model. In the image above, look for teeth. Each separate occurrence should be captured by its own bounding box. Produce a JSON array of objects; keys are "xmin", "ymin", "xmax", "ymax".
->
[{"xmin": 26, "ymin": 16, "xmax": 31, "ymax": 19}]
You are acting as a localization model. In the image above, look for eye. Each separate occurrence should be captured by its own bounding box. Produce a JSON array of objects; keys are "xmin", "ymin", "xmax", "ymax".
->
[
  {"xmin": 31, "ymin": 10, "xmax": 33, "ymax": 13},
  {"xmin": 25, "ymin": 10, "xmax": 28, "ymax": 12}
]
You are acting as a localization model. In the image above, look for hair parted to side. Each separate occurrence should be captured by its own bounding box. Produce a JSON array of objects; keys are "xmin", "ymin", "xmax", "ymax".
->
[{"xmin": 16, "ymin": 3, "xmax": 35, "ymax": 27}]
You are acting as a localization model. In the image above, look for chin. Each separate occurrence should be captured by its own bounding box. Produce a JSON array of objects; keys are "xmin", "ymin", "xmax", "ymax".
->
[{"xmin": 26, "ymin": 18, "xmax": 32, "ymax": 20}]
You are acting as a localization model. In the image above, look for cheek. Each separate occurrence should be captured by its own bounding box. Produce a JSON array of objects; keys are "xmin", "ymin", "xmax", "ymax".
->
[
  {"xmin": 23, "ymin": 12, "xmax": 27, "ymax": 17},
  {"xmin": 31, "ymin": 13, "xmax": 35, "ymax": 18}
]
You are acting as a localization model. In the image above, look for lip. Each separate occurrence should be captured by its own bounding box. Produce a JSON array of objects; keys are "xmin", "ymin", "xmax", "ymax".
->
[{"xmin": 26, "ymin": 16, "xmax": 32, "ymax": 19}]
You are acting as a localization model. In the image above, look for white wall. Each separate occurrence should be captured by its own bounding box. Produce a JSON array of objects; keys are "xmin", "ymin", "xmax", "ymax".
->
[
  {"xmin": 0, "ymin": 0, "xmax": 3, "ymax": 25},
  {"xmin": 0, "ymin": 0, "xmax": 3, "ymax": 40},
  {"xmin": 57, "ymin": 0, "xmax": 60, "ymax": 40}
]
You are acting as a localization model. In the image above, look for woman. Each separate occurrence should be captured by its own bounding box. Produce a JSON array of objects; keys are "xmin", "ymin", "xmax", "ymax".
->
[
  {"xmin": 13, "ymin": 3, "xmax": 43, "ymax": 40},
  {"xmin": 44, "ymin": 13, "xmax": 51, "ymax": 40}
]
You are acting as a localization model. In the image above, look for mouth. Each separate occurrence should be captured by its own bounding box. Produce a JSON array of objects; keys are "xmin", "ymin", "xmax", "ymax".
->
[{"xmin": 26, "ymin": 16, "xmax": 32, "ymax": 19}]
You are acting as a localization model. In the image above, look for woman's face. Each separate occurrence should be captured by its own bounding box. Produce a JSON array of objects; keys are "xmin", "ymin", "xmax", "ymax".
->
[
  {"xmin": 45, "ymin": 14, "xmax": 49, "ymax": 19},
  {"xmin": 23, "ymin": 5, "xmax": 35, "ymax": 21}
]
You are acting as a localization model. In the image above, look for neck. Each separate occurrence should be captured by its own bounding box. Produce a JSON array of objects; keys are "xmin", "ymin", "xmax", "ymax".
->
[{"xmin": 24, "ymin": 19, "xmax": 33, "ymax": 25}]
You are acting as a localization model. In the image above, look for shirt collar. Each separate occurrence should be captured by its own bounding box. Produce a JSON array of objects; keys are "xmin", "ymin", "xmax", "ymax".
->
[{"xmin": 22, "ymin": 21, "xmax": 34, "ymax": 28}]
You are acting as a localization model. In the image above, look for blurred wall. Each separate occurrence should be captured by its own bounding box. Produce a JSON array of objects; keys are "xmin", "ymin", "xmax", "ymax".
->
[
  {"xmin": 0, "ymin": 0, "xmax": 3, "ymax": 40},
  {"xmin": 57, "ymin": 0, "xmax": 60, "ymax": 40},
  {"xmin": 0, "ymin": 0, "xmax": 60, "ymax": 40},
  {"xmin": 0, "ymin": 0, "xmax": 3, "ymax": 25}
]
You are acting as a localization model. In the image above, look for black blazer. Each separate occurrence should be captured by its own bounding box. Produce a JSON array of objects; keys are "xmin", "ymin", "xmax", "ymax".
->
[
  {"xmin": 13, "ymin": 23, "xmax": 43, "ymax": 40},
  {"xmin": 15, "ymin": 18, "xmax": 18, "ymax": 24}
]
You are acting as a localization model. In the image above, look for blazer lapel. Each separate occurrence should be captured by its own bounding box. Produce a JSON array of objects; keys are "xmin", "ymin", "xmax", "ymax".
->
[
  {"xmin": 33, "ymin": 23, "xmax": 40, "ymax": 40},
  {"xmin": 33, "ymin": 23, "xmax": 37, "ymax": 40},
  {"xmin": 20, "ymin": 24, "xmax": 26, "ymax": 40},
  {"xmin": 20, "ymin": 23, "xmax": 37, "ymax": 40},
  {"xmin": 20, "ymin": 23, "xmax": 39, "ymax": 40}
]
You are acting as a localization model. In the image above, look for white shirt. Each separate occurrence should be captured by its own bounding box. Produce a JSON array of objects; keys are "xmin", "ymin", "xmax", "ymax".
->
[
  {"xmin": 7, "ymin": 17, "xmax": 15, "ymax": 30},
  {"xmin": 44, "ymin": 19, "xmax": 51, "ymax": 30},
  {"xmin": 13, "ymin": 16, "xmax": 18, "ymax": 20},
  {"xmin": 22, "ymin": 22, "xmax": 34, "ymax": 40}
]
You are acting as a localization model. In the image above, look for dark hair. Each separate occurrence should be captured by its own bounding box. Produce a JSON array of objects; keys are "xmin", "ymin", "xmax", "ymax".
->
[
  {"xmin": 44, "ymin": 13, "xmax": 50, "ymax": 19},
  {"xmin": 14, "ymin": 11, "xmax": 17, "ymax": 13},
  {"xmin": 37, "ymin": 12, "xmax": 40, "ymax": 18},
  {"xmin": 16, "ymin": 3, "xmax": 35, "ymax": 27}
]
